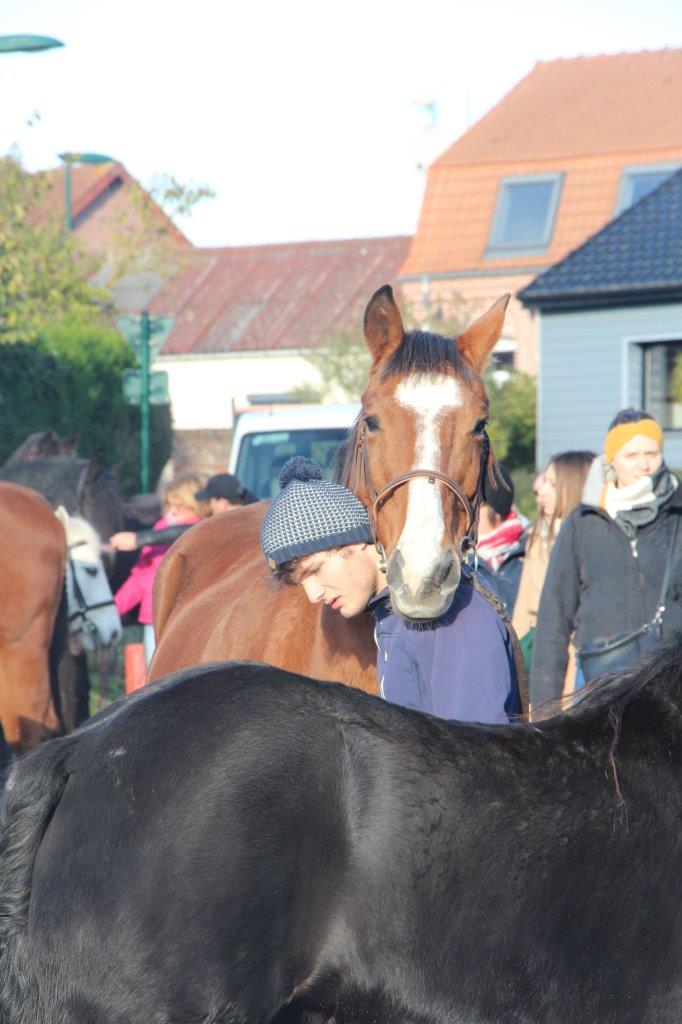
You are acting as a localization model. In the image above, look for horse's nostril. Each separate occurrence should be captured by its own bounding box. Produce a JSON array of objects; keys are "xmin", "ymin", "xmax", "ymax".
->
[{"xmin": 439, "ymin": 560, "xmax": 453, "ymax": 585}]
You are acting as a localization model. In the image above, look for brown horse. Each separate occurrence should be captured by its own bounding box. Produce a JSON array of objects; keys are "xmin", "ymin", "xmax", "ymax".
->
[
  {"xmin": 0, "ymin": 483, "xmax": 66, "ymax": 752},
  {"xmin": 150, "ymin": 285, "xmax": 509, "ymax": 690}
]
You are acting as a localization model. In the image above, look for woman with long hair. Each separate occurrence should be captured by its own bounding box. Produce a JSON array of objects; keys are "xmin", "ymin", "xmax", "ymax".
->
[{"xmin": 513, "ymin": 450, "xmax": 594, "ymax": 691}]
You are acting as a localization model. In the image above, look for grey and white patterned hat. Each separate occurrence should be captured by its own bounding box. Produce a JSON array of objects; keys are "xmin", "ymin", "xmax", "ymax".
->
[{"xmin": 261, "ymin": 456, "xmax": 374, "ymax": 569}]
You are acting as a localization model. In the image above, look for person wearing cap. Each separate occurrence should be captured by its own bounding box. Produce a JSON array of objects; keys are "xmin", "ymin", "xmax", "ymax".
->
[
  {"xmin": 194, "ymin": 473, "xmax": 258, "ymax": 516},
  {"xmin": 530, "ymin": 408, "xmax": 682, "ymax": 709},
  {"xmin": 475, "ymin": 464, "xmax": 526, "ymax": 616},
  {"xmin": 261, "ymin": 456, "xmax": 520, "ymax": 725},
  {"xmin": 109, "ymin": 473, "xmax": 257, "ymax": 553}
]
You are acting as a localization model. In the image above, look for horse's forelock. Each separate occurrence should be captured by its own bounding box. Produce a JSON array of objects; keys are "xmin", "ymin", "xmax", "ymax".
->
[
  {"xmin": 379, "ymin": 329, "xmax": 479, "ymax": 387},
  {"xmin": 64, "ymin": 515, "xmax": 102, "ymax": 559}
]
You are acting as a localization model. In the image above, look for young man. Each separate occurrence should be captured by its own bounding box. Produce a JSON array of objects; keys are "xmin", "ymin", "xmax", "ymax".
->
[{"xmin": 261, "ymin": 457, "xmax": 520, "ymax": 725}]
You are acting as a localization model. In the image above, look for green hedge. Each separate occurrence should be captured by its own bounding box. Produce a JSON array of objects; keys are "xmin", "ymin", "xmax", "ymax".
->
[{"xmin": 0, "ymin": 321, "xmax": 172, "ymax": 495}]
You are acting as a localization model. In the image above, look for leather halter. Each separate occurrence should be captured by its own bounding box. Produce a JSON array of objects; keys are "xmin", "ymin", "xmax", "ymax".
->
[
  {"xmin": 67, "ymin": 540, "xmax": 116, "ymax": 638},
  {"xmin": 354, "ymin": 421, "xmax": 491, "ymax": 560}
]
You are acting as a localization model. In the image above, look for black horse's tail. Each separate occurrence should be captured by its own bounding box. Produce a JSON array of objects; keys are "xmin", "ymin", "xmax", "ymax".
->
[{"xmin": 0, "ymin": 736, "xmax": 75, "ymax": 1022}]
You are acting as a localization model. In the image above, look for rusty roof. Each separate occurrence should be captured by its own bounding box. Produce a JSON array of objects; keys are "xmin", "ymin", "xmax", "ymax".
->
[{"xmin": 149, "ymin": 236, "xmax": 411, "ymax": 355}]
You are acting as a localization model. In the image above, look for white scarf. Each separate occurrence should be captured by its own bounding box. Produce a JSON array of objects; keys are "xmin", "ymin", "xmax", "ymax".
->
[{"xmin": 603, "ymin": 476, "xmax": 656, "ymax": 520}]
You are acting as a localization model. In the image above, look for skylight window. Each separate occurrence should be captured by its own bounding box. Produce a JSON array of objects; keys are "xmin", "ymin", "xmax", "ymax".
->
[
  {"xmin": 487, "ymin": 174, "xmax": 563, "ymax": 254},
  {"xmin": 616, "ymin": 164, "xmax": 679, "ymax": 214}
]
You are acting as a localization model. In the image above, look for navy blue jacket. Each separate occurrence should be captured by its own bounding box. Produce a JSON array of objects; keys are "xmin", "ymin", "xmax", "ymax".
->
[{"xmin": 369, "ymin": 576, "xmax": 520, "ymax": 725}]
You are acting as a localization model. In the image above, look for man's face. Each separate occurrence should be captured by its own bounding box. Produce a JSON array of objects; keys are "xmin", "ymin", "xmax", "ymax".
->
[
  {"xmin": 208, "ymin": 496, "xmax": 235, "ymax": 516},
  {"xmin": 611, "ymin": 434, "xmax": 663, "ymax": 488},
  {"xmin": 295, "ymin": 544, "xmax": 378, "ymax": 618}
]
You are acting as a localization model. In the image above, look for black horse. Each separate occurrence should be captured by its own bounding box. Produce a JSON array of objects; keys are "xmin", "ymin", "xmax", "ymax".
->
[
  {"xmin": 0, "ymin": 645, "xmax": 679, "ymax": 1024},
  {"xmin": 0, "ymin": 455, "xmax": 124, "ymax": 545}
]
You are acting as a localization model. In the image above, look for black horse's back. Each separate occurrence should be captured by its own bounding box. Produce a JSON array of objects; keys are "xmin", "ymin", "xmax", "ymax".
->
[
  {"xmin": 0, "ymin": 664, "xmax": 359, "ymax": 1023},
  {"xmin": 0, "ymin": 652, "xmax": 679, "ymax": 1024}
]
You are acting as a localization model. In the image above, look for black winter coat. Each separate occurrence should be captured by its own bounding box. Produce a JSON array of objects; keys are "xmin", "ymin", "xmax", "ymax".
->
[{"xmin": 530, "ymin": 485, "xmax": 682, "ymax": 705}]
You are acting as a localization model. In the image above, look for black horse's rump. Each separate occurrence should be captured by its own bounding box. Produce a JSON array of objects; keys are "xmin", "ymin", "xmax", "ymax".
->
[{"xmin": 0, "ymin": 647, "xmax": 680, "ymax": 1024}]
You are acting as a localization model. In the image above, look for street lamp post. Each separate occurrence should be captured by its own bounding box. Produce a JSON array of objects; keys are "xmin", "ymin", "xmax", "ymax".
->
[
  {"xmin": 58, "ymin": 152, "xmax": 114, "ymax": 231},
  {"xmin": 0, "ymin": 35, "xmax": 64, "ymax": 53}
]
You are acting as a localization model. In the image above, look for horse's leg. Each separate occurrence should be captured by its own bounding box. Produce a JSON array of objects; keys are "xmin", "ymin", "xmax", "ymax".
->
[
  {"xmin": 48, "ymin": 590, "xmax": 90, "ymax": 733},
  {"xmin": 0, "ymin": 629, "xmax": 60, "ymax": 752}
]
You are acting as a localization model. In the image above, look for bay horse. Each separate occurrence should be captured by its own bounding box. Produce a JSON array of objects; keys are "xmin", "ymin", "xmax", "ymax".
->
[
  {"xmin": 0, "ymin": 484, "xmax": 67, "ymax": 752},
  {"xmin": 1, "ymin": 642, "xmax": 679, "ymax": 1023},
  {"xmin": 150, "ymin": 286, "xmax": 509, "ymax": 689},
  {"xmin": 0, "ymin": 486, "xmax": 118, "ymax": 754}
]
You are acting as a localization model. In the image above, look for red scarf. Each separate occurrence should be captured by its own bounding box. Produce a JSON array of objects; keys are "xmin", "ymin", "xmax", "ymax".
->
[{"xmin": 478, "ymin": 511, "xmax": 524, "ymax": 570}]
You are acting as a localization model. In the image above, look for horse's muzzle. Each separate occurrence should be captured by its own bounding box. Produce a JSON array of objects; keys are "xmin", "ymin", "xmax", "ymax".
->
[{"xmin": 386, "ymin": 546, "xmax": 460, "ymax": 620}]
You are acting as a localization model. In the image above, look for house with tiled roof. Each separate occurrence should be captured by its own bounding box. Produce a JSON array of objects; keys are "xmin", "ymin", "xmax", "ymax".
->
[
  {"xmin": 34, "ymin": 161, "xmax": 191, "ymax": 309},
  {"xmin": 519, "ymin": 169, "xmax": 682, "ymax": 468},
  {"xmin": 147, "ymin": 235, "xmax": 410, "ymax": 470},
  {"xmin": 399, "ymin": 48, "xmax": 682, "ymax": 376}
]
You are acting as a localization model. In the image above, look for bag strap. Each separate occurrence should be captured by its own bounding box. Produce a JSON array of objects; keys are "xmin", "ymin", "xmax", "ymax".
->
[
  {"xmin": 653, "ymin": 512, "xmax": 680, "ymax": 620},
  {"xmin": 580, "ymin": 512, "xmax": 680, "ymax": 658}
]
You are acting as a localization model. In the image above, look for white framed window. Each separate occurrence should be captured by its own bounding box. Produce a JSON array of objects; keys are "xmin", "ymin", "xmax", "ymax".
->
[
  {"xmin": 615, "ymin": 163, "xmax": 679, "ymax": 215},
  {"xmin": 486, "ymin": 174, "xmax": 563, "ymax": 255},
  {"xmin": 640, "ymin": 340, "xmax": 682, "ymax": 430}
]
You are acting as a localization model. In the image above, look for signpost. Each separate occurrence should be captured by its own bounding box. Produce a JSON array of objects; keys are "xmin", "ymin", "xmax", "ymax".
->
[{"xmin": 116, "ymin": 312, "xmax": 174, "ymax": 492}]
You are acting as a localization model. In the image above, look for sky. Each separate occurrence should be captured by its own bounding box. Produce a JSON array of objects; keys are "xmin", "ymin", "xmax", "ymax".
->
[{"xmin": 2, "ymin": 0, "xmax": 682, "ymax": 247}]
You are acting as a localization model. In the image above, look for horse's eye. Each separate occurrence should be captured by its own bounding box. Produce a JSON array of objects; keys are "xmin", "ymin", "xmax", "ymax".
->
[
  {"xmin": 472, "ymin": 419, "xmax": 488, "ymax": 437},
  {"xmin": 365, "ymin": 415, "xmax": 380, "ymax": 433},
  {"xmin": 84, "ymin": 565, "xmax": 99, "ymax": 577}
]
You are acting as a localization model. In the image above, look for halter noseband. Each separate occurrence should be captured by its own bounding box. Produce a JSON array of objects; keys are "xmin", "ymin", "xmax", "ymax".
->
[
  {"xmin": 67, "ymin": 540, "xmax": 116, "ymax": 637},
  {"xmin": 354, "ymin": 422, "xmax": 490, "ymax": 562}
]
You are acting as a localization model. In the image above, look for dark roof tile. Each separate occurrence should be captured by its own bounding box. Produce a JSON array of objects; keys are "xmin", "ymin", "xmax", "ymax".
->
[{"xmin": 519, "ymin": 169, "xmax": 682, "ymax": 310}]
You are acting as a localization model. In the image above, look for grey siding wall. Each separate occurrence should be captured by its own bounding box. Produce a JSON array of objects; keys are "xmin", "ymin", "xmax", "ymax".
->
[{"xmin": 538, "ymin": 303, "xmax": 682, "ymax": 469}]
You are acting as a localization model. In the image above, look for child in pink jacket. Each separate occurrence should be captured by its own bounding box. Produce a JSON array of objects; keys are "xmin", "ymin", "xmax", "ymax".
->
[{"xmin": 115, "ymin": 475, "xmax": 205, "ymax": 665}]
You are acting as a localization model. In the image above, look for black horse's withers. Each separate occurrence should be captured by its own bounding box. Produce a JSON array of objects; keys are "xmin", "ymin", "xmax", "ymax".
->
[{"xmin": 0, "ymin": 650, "xmax": 680, "ymax": 1024}]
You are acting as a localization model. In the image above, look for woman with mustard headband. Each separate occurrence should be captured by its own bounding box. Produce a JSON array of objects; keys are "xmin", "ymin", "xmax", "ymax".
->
[{"xmin": 529, "ymin": 408, "xmax": 682, "ymax": 710}]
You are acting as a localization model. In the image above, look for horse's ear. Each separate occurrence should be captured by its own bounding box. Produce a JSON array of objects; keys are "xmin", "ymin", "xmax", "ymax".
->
[
  {"xmin": 364, "ymin": 284, "xmax": 405, "ymax": 368},
  {"xmin": 457, "ymin": 295, "xmax": 510, "ymax": 373}
]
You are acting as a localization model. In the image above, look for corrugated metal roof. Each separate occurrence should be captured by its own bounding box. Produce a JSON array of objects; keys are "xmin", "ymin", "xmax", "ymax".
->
[{"xmin": 149, "ymin": 236, "xmax": 411, "ymax": 354}]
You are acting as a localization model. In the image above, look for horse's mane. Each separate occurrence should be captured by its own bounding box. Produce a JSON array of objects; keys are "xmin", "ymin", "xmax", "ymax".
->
[
  {"xmin": 536, "ymin": 638, "xmax": 681, "ymax": 724},
  {"xmin": 332, "ymin": 415, "xmax": 363, "ymax": 492},
  {"xmin": 534, "ymin": 638, "xmax": 681, "ymax": 811}
]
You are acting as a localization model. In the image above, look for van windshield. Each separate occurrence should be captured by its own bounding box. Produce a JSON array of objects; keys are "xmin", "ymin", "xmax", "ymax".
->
[{"xmin": 234, "ymin": 428, "xmax": 350, "ymax": 500}]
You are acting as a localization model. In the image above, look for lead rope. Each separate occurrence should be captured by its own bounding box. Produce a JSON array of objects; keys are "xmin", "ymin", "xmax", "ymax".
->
[{"xmin": 465, "ymin": 568, "xmax": 529, "ymax": 718}]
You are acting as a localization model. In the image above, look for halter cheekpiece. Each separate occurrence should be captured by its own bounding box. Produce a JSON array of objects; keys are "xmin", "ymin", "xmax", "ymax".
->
[{"xmin": 354, "ymin": 420, "xmax": 491, "ymax": 565}]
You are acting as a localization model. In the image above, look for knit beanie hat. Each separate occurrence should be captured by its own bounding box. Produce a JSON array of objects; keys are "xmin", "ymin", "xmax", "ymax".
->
[{"xmin": 261, "ymin": 456, "xmax": 374, "ymax": 569}]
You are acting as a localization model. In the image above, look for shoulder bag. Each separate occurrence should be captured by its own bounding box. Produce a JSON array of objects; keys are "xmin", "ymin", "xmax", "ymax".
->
[{"xmin": 579, "ymin": 515, "xmax": 679, "ymax": 681}]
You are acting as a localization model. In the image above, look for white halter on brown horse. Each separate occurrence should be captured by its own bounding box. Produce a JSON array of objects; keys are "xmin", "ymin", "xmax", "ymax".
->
[{"xmin": 149, "ymin": 285, "xmax": 511, "ymax": 692}]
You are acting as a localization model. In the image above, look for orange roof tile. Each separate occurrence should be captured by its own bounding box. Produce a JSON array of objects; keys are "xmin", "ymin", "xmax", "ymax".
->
[
  {"xmin": 436, "ymin": 49, "xmax": 682, "ymax": 166},
  {"xmin": 402, "ymin": 49, "xmax": 682, "ymax": 278}
]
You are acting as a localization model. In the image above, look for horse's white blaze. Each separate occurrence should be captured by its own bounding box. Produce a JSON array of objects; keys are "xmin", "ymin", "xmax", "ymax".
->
[{"xmin": 395, "ymin": 376, "xmax": 462, "ymax": 590}]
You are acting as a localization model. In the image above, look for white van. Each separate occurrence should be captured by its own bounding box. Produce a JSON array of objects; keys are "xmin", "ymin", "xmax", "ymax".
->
[{"xmin": 228, "ymin": 403, "xmax": 361, "ymax": 501}]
